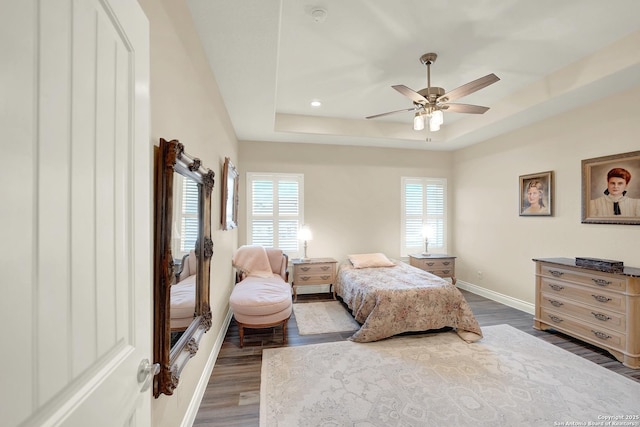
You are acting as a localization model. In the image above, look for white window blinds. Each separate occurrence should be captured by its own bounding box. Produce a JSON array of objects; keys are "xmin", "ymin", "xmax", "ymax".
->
[
  {"xmin": 247, "ymin": 173, "xmax": 304, "ymax": 254},
  {"xmin": 401, "ymin": 177, "xmax": 447, "ymax": 256},
  {"xmin": 171, "ymin": 175, "xmax": 199, "ymax": 257}
]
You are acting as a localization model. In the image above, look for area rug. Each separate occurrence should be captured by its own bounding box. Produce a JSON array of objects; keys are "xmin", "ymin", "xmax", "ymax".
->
[
  {"xmin": 292, "ymin": 301, "xmax": 360, "ymax": 335},
  {"xmin": 260, "ymin": 324, "xmax": 640, "ymax": 426}
]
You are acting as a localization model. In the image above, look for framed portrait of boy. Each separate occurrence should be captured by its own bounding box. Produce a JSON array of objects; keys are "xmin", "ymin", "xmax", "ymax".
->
[
  {"xmin": 582, "ymin": 150, "xmax": 640, "ymax": 225},
  {"xmin": 519, "ymin": 171, "xmax": 553, "ymax": 216}
]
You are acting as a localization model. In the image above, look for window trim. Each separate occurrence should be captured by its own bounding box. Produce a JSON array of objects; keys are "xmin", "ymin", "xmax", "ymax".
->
[
  {"xmin": 400, "ymin": 177, "xmax": 447, "ymax": 257},
  {"xmin": 246, "ymin": 172, "xmax": 305, "ymax": 257}
]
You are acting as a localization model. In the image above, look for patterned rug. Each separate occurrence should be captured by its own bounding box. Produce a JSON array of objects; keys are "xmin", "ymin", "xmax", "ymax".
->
[
  {"xmin": 292, "ymin": 301, "xmax": 360, "ymax": 335},
  {"xmin": 260, "ymin": 324, "xmax": 640, "ymax": 426}
]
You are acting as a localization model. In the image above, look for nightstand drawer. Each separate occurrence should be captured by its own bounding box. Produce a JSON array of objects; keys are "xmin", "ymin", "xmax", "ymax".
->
[
  {"xmin": 294, "ymin": 263, "xmax": 335, "ymax": 276},
  {"xmin": 408, "ymin": 254, "xmax": 457, "ymax": 285},
  {"xmin": 412, "ymin": 259, "xmax": 454, "ymax": 269}
]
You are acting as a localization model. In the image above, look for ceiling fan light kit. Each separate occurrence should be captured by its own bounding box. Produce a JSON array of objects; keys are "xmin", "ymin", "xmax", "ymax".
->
[{"xmin": 367, "ymin": 52, "xmax": 499, "ymax": 134}]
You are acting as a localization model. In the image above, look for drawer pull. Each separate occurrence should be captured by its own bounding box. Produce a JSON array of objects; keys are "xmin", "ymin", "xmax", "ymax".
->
[
  {"xmin": 320, "ymin": 275, "xmax": 330, "ymax": 280},
  {"xmin": 443, "ymin": 261, "xmax": 450, "ymax": 266},
  {"xmin": 320, "ymin": 266, "xmax": 330, "ymax": 271},
  {"xmin": 548, "ymin": 270, "xmax": 564, "ymax": 277},
  {"xmin": 548, "ymin": 283, "xmax": 564, "ymax": 291},
  {"xmin": 442, "ymin": 270, "xmax": 450, "ymax": 274},
  {"xmin": 591, "ymin": 312, "xmax": 611, "ymax": 322},
  {"xmin": 547, "ymin": 299, "xmax": 564, "ymax": 307},
  {"xmin": 591, "ymin": 330, "xmax": 611, "ymax": 340},
  {"xmin": 426, "ymin": 262, "xmax": 435, "ymax": 266},
  {"xmin": 548, "ymin": 314, "xmax": 563, "ymax": 323},
  {"xmin": 300, "ymin": 266, "xmax": 311, "ymax": 272},
  {"xmin": 591, "ymin": 294, "xmax": 612, "ymax": 303},
  {"xmin": 591, "ymin": 278, "xmax": 611, "ymax": 287},
  {"xmin": 301, "ymin": 276, "xmax": 311, "ymax": 281}
]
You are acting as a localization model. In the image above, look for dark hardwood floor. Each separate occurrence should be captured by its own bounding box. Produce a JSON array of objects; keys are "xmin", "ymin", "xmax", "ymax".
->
[{"xmin": 193, "ymin": 290, "xmax": 640, "ymax": 426}]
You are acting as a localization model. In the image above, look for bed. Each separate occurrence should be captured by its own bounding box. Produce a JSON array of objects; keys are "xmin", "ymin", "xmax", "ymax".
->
[{"xmin": 336, "ymin": 254, "xmax": 483, "ymax": 343}]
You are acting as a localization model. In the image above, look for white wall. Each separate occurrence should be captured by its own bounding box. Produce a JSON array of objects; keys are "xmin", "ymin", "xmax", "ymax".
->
[
  {"xmin": 453, "ymin": 86, "xmax": 640, "ymax": 304},
  {"xmin": 137, "ymin": 0, "xmax": 238, "ymax": 425},
  {"xmin": 239, "ymin": 141, "xmax": 453, "ymax": 261}
]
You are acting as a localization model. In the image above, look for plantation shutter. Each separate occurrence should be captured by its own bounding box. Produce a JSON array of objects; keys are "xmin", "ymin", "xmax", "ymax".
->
[
  {"xmin": 248, "ymin": 173, "xmax": 304, "ymax": 256},
  {"xmin": 180, "ymin": 177, "xmax": 199, "ymax": 253},
  {"xmin": 401, "ymin": 177, "xmax": 447, "ymax": 256}
]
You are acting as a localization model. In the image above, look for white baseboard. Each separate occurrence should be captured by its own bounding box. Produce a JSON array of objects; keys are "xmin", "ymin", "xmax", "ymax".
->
[
  {"xmin": 456, "ymin": 280, "xmax": 535, "ymax": 315},
  {"xmin": 182, "ymin": 308, "xmax": 234, "ymax": 427}
]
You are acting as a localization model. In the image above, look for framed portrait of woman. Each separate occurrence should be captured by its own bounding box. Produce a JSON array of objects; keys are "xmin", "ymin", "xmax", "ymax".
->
[
  {"xmin": 519, "ymin": 171, "xmax": 553, "ymax": 216},
  {"xmin": 582, "ymin": 150, "xmax": 640, "ymax": 225}
]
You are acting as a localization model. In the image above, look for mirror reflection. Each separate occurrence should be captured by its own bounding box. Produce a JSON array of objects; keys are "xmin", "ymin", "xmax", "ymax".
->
[
  {"xmin": 170, "ymin": 172, "xmax": 198, "ymax": 347},
  {"xmin": 154, "ymin": 137, "xmax": 214, "ymax": 397}
]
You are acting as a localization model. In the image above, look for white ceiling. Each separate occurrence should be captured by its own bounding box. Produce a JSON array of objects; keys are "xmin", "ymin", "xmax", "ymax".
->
[{"xmin": 186, "ymin": 0, "xmax": 640, "ymax": 151}]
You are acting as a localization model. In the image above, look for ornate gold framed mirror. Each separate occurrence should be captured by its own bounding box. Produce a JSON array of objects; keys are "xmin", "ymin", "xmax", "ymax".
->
[{"xmin": 153, "ymin": 138, "xmax": 215, "ymax": 397}]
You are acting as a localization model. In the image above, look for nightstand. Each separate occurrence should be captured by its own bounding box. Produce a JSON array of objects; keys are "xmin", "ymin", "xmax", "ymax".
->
[
  {"xmin": 291, "ymin": 257, "xmax": 338, "ymax": 301},
  {"xmin": 409, "ymin": 254, "xmax": 457, "ymax": 285}
]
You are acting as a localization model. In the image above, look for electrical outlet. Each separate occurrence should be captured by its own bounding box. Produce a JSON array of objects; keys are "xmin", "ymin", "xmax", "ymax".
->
[{"xmin": 477, "ymin": 271, "xmax": 483, "ymax": 280}]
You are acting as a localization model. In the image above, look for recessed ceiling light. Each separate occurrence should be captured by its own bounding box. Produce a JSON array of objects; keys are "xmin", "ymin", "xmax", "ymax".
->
[{"xmin": 310, "ymin": 100, "xmax": 322, "ymax": 107}]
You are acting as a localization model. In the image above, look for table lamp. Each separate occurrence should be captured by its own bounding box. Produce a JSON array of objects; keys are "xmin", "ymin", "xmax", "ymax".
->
[
  {"xmin": 422, "ymin": 224, "xmax": 434, "ymax": 256},
  {"xmin": 299, "ymin": 224, "xmax": 313, "ymax": 260}
]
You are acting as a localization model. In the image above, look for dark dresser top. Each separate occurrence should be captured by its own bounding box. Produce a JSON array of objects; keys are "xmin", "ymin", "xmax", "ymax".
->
[{"xmin": 533, "ymin": 257, "xmax": 640, "ymax": 278}]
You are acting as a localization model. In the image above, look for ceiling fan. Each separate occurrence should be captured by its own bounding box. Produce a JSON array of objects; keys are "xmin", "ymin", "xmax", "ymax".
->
[{"xmin": 366, "ymin": 53, "xmax": 500, "ymax": 132}]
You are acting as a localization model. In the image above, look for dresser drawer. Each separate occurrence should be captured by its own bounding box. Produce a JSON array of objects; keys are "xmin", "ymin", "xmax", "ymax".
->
[
  {"xmin": 540, "ymin": 264, "xmax": 627, "ymax": 292},
  {"xmin": 540, "ymin": 277, "xmax": 625, "ymax": 312},
  {"xmin": 539, "ymin": 307, "xmax": 626, "ymax": 351},
  {"xmin": 540, "ymin": 293, "xmax": 626, "ymax": 333}
]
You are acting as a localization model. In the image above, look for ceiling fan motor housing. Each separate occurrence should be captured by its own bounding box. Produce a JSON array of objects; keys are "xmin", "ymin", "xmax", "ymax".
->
[{"xmin": 417, "ymin": 87, "xmax": 444, "ymax": 104}]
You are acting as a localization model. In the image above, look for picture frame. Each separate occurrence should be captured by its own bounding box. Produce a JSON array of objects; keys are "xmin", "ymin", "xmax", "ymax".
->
[
  {"xmin": 582, "ymin": 150, "xmax": 640, "ymax": 225},
  {"xmin": 519, "ymin": 171, "xmax": 553, "ymax": 216},
  {"xmin": 221, "ymin": 157, "xmax": 239, "ymax": 230}
]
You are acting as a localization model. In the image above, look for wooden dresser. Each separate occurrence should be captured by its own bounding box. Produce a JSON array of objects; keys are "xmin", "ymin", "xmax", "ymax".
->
[
  {"xmin": 409, "ymin": 254, "xmax": 456, "ymax": 285},
  {"xmin": 533, "ymin": 257, "xmax": 640, "ymax": 369},
  {"xmin": 291, "ymin": 257, "xmax": 338, "ymax": 301}
]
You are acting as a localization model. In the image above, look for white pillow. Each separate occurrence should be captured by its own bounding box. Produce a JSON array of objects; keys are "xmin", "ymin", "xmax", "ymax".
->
[{"xmin": 348, "ymin": 253, "xmax": 395, "ymax": 269}]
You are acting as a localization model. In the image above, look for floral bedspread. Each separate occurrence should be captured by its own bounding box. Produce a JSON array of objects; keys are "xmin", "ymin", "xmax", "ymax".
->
[{"xmin": 336, "ymin": 261, "xmax": 483, "ymax": 343}]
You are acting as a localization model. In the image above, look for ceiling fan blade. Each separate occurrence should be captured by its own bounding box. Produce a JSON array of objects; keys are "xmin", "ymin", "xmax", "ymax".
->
[
  {"xmin": 439, "ymin": 73, "xmax": 500, "ymax": 103},
  {"xmin": 441, "ymin": 103, "xmax": 490, "ymax": 114},
  {"xmin": 392, "ymin": 84, "xmax": 428, "ymax": 104},
  {"xmin": 366, "ymin": 107, "xmax": 416, "ymax": 119}
]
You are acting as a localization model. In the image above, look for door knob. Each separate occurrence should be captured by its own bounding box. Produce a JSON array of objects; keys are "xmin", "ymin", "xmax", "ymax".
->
[{"xmin": 138, "ymin": 359, "xmax": 160, "ymax": 393}]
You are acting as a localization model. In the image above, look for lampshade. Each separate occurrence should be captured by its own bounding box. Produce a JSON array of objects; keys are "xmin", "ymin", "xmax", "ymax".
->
[
  {"xmin": 299, "ymin": 224, "xmax": 313, "ymax": 241},
  {"xmin": 422, "ymin": 224, "xmax": 435, "ymax": 239},
  {"xmin": 429, "ymin": 110, "xmax": 443, "ymax": 132},
  {"xmin": 413, "ymin": 112, "xmax": 425, "ymax": 131}
]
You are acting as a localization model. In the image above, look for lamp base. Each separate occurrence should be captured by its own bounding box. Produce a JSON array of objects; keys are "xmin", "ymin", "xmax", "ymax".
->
[{"xmin": 422, "ymin": 252, "xmax": 431, "ymax": 256}]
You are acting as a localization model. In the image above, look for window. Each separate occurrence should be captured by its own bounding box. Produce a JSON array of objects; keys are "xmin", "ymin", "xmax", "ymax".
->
[
  {"xmin": 401, "ymin": 177, "xmax": 447, "ymax": 257},
  {"xmin": 247, "ymin": 173, "xmax": 304, "ymax": 255}
]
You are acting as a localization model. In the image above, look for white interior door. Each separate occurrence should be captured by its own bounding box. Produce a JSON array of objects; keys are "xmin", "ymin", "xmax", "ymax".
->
[{"xmin": 0, "ymin": 0, "xmax": 151, "ymax": 426}]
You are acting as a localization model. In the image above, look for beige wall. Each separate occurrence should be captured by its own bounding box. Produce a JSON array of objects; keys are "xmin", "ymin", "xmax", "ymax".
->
[
  {"xmin": 137, "ymin": 0, "xmax": 238, "ymax": 425},
  {"xmin": 239, "ymin": 142, "xmax": 453, "ymax": 261},
  {"xmin": 453, "ymin": 86, "xmax": 640, "ymax": 304}
]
